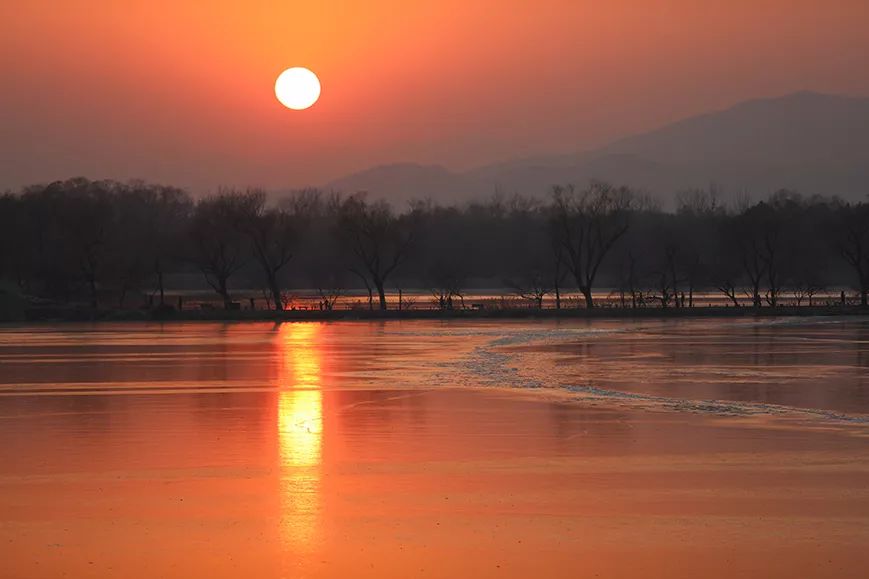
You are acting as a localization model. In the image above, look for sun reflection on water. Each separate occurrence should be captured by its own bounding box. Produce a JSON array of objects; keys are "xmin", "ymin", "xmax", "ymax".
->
[{"xmin": 276, "ymin": 323, "xmax": 324, "ymax": 551}]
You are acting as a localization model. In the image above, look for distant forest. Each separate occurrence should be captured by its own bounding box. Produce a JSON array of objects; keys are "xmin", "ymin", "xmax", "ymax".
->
[{"xmin": 2, "ymin": 177, "xmax": 869, "ymax": 312}]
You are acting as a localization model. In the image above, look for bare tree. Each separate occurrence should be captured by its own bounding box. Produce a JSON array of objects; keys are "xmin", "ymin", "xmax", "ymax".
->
[
  {"xmin": 143, "ymin": 184, "xmax": 192, "ymax": 307},
  {"xmin": 717, "ymin": 279, "xmax": 741, "ymax": 307},
  {"xmin": 837, "ymin": 202, "xmax": 869, "ymax": 307},
  {"xmin": 427, "ymin": 259, "xmax": 466, "ymax": 310},
  {"xmin": 506, "ymin": 270, "xmax": 551, "ymax": 309},
  {"xmin": 317, "ymin": 284, "xmax": 343, "ymax": 311},
  {"xmin": 650, "ymin": 268, "xmax": 675, "ymax": 309},
  {"xmin": 728, "ymin": 209, "xmax": 768, "ymax": 308},
  {"xmin": 311, "ymin": 267, "xmax": 348, "ymax": 312},
  {"xmin": 0, "ymin": 193, "xmax": 17, "ymax": 285},
  {"xmin": 48, "ymin": 179, "xmax": 117, "ymax": 309},
  {"xmin": 337, "ymin": 194, "xmax": 416, "ymax": 310},
  {"xmin": 614, "ymin": 250, "xmax": 642, "ymax": 309},
  {"xmin": 549, "ymin": 182, "xmax": 635, "ymax": 308},
  {"xmin": 550, "ymin": 238, "xmax": 568, "ymax": 310},
  {"xmin": 791, "ymin": 275, "xmax": 825, "ymax": 306},
  {"xmin": 107, "ymin": 182, "xmax": 192, "ymax": 309},
  {"xmin": 189, "ymin": 191, "xmax": 257, "ymax": 309},
  {"xmin": 241, "ymin": 189, "xmax": 306, "ymax": 311},
  {"xmin": 675, "ymin": 183, "xmax": 723, "ymax": 216}
]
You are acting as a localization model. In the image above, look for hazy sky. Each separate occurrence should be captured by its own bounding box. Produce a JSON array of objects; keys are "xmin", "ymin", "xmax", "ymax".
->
[{"xmin": 2, "ymin": 0, "xmax": 868, "ymax": 192}]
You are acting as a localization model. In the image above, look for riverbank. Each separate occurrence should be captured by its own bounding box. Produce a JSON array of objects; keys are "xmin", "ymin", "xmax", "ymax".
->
[{"xmin": 12, "ymin": 303, "xmax": 869, "ymax": 323}]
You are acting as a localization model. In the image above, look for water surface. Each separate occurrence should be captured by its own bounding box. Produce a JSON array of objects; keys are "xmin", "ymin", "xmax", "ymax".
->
[{"xmin": 1, "ymin": 319, "xmax": 868, "ymax": 578}]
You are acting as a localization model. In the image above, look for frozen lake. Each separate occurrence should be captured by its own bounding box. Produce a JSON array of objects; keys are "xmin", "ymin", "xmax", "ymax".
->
[{"xmin": 1, "ymin": 318, "xmax": 868, "ymax": 578}]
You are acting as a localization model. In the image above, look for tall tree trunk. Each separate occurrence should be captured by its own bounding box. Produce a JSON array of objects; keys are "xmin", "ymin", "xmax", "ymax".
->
[
  {"xmin": 669, "ymin": 268, "xmax": 679, "ymax": 308},
  {"xmin": 659, "ymin": 274, "xmax": 669, "ymax": 309},
  {"xmin": 268, "ymin": 273, "xmax": 283, "ymax": 312},
  {"xmin": 579, "ymin": 285, "xmax": 593, "ymax": 309},
  {"xmin": 554, "ymin": 278, "xmax": 561, "ymax": 310},
  {"xmin": 88, "ymin": 277, "xmax": 98, "ymax": 310},
  {"xmin": 375, "ymin": 280, "xmax": 387, "ymax": 310},
  {"xmin": 219, "ymin": 277, "xmax": 232, "ymax": 310},
  {"xmin": 155, "ymin": 259, "xmax": 165, "ymax": 306}
]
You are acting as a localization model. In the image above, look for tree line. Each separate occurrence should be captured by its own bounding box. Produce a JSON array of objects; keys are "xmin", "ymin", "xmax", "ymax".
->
[{"xmin": 1, "ymin": 177, "xmax": 868, "ymax": 311}]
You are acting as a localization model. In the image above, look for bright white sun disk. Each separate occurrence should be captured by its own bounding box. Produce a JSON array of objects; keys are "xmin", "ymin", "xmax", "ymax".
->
[{"xmin": 275, "ymin": 67, "xmax": 321, "ymax": 110}]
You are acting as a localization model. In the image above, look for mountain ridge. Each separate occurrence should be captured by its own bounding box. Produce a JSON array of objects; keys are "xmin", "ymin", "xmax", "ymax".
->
[{"xmin": 323, "ymin": 92, "xmax": 869, "ymax": 205}]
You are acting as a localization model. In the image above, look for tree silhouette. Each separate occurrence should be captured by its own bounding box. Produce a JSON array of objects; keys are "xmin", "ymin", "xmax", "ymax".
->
[
  {"xmin": 189, "ymin": 191, "xmax": 258, "ymax": 309},
  {"xmin": 337, "ymin": 194, "xmax": 416, "ymax": 310},
  {"xmin": 837, "ymin": 202, "xmax": 869, "ymax": 307},
  {"xmin": 549, "ymin": 182, "xmax": 635, "ymax": 308}
]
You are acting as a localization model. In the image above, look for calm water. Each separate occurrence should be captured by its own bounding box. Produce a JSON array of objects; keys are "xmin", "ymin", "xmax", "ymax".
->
[
  {"xmin": 1, "ymin": 318, "xmax": 868, "ymax": 578},
  {"xmin": 3, "ymin": 317, "xmax": 869, "ymax": 413}
]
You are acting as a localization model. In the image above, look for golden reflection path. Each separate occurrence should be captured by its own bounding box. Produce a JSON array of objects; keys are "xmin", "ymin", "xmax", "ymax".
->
[{"xmin": 276, "ymin": 322, "xmax": 324, "ymax": 552}]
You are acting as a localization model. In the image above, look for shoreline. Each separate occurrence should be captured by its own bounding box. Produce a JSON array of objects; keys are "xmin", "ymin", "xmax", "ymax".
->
[{"xmin": 11, "ymin": 304, "xmax": 869, "ymax": 323}]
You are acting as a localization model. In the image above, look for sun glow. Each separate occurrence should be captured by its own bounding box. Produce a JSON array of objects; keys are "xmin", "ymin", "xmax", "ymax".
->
[
  {"xmin": 274, "ymin": 67, "xmax": 321, "ymax": 110},
  {"xmin": 276, "ymin": 322, "xmax": 324, "ymax": 549}
]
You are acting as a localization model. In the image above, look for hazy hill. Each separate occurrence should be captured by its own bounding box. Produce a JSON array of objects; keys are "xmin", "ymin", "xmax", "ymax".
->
[
  {"xmin": 323, "ymin": 92, "xmax": 869, "ymax": 206},
  {"xmin": 325, "ymin": 163, "xmax": 479, "ymax": 207}
]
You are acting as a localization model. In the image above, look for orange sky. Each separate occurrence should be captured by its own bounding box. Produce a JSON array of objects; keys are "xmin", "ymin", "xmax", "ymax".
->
[{"xmin": 2, "ymin": 0, "xmax": 868, "ymax": 192}]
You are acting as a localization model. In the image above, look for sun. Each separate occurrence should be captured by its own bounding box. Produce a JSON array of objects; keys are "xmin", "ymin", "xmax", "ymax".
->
[{"xmin": 275, "ymin": 67, "xmax": 321, "ymax": 110}]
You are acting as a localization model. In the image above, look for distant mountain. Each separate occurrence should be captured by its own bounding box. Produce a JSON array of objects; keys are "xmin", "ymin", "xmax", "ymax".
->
[
  {"xmin": 325, "ymin": 163, "xmax": 479, "ymax": 207},
  {"xmin": 324, "ymin": 92, "xmax": 869, "ymax": 206},
  {"xmin": 598, "ymin": 91, "xmax": 869, "ymax": 164}
]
